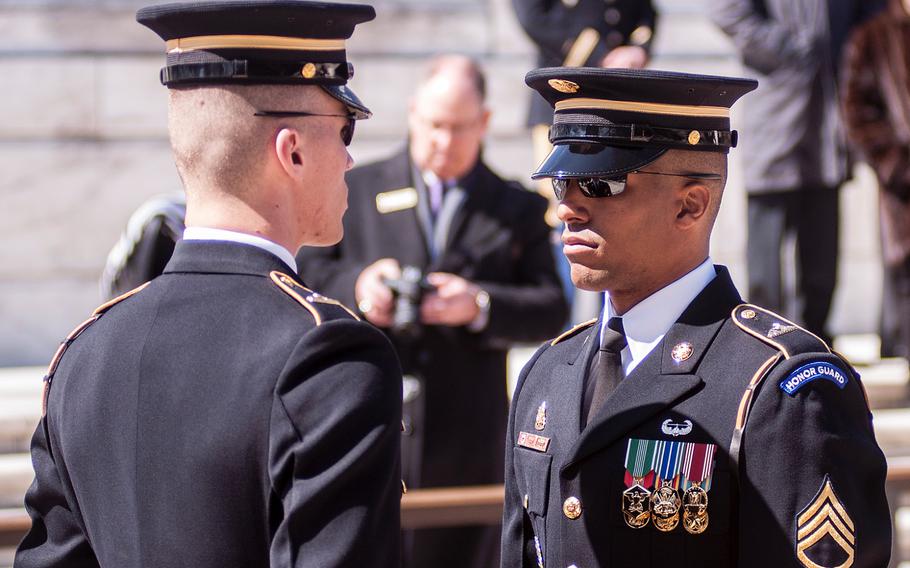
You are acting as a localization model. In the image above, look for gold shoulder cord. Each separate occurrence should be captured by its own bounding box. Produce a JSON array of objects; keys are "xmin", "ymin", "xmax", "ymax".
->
[
  {"xmin": 42, "ymin": 282, "xmax": 150, "ymax": 416},
  {"xmin": 729, "ymin": 353, "xmax": 782, "ymax": 474}
]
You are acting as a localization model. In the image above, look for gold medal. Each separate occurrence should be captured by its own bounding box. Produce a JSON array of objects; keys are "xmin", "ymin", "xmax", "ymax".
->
[
  {"xmin": 683, "ymin": 484, "xmax": 709, "ymax": 534},
  {"xmin": 650, "ymin": 483, "xmax": 681, "ymax": 532},
  {"xmin": 622, "ymin": 482, "xmax": 652, "ymax": 529}
]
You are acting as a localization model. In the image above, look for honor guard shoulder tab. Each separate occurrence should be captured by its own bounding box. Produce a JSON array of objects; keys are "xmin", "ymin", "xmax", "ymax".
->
[
  {"xmin": 42, "ymin": 281, "xmax": 150, "ymax": 416},
  {"xmin": 731, "ymin": 304, "xmax": 830, "ymax": 359},
  {"xmin": 551, "ymin": 318, "xmax": 598, "ymax": 346},
  {"xmin": 270, "ymin": 271, "xmax": 360, "ymax": 326}
]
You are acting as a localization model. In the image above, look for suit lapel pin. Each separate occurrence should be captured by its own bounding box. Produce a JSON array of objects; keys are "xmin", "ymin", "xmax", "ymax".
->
[
  {"xmin": 671, "ymin": 342, "xmax": 694, "ymax": 363},
  {"xmin": 534, "ymin": 401, "xmax": 547, "ymax": 430}
]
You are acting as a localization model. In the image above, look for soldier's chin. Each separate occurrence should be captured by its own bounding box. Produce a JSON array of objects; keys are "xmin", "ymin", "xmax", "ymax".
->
[{"xmin": 570, "ymin": 265, "xmax": 608, "ymax": 292}]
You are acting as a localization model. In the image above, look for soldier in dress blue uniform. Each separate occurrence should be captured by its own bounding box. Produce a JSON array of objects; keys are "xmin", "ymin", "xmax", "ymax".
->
[
  {"xmin": 501, "ymin": 68, "xmax": 892, "ymax": 567},
  {"xmin": 15, "ymin": 3, "xmax": 402, "ymax": 567}
]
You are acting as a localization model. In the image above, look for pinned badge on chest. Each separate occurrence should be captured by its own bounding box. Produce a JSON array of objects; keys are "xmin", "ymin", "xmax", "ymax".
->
[
  {"xmin": 650, "ymin": 440, "xmax": 684, "ymax": 532},
  {"xmin": 680, "ymin": 443, "xmax": 717, "ymax": 534},
  {"xmin": 622, "ymin": 438, "xmax": 657, "ymax": 529},
  {"xmin": 535, "ymin": 401, "xmax": 547, "ymax": 431}
]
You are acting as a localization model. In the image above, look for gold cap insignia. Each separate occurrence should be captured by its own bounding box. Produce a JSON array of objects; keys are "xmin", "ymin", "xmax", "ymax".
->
[
  {"xmin": 534, "ymin": 401, "xmax": 547, "ymax": 430},
  {"xmin": 671, "ymin": 342, "xmax": 694, "ymax": 363},
  {"xmin": 549, "ymin": 79, "xmax": 580, "ymax": 94},
  {"xmin": 688, "ymin": 130, "xmax": 701, "ymax": 145},
  {"xmin": 796, "ymin": 476, "xmax": 854, "ymax": 568},
  {"xmin": 301, "ymin": 62, "xmax": 317, "ymax": 79}
]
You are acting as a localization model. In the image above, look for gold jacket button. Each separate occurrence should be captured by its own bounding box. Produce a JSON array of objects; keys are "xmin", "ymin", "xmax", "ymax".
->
[{"xmin": 563, "ymin": 496, "xmax": 582, "ymax": 519}]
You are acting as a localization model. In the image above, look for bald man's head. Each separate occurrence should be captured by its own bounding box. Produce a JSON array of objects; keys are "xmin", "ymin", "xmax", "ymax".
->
[{"xmin": 408, "ymin": 55, "xmax": 490, "ymax": 180}]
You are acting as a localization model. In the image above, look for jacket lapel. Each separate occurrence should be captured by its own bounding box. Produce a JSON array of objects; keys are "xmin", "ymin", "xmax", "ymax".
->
[
  {"xmin": 561, "ymin": 267, "xmax": 742, "ymax": 472},
  {"xmin": 373, "ymin": 150, "xmax": 431, "ymax": 267}
]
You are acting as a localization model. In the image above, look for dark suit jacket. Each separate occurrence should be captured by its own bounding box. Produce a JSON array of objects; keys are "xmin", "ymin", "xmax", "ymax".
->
[
  {"xmin": 16, "ymin": 241, "xmax": 402, "ymax": 568},
  {"xmin": 503, "ymin": 267, "xmax": 890, "ymax": 567},
  {"xmin": 297, "ymin": 148, "xmax": 567, "ymax": 490},
  {"xmin": 512, "ymin": 0, "xmax": 657, "ymax": 126}
]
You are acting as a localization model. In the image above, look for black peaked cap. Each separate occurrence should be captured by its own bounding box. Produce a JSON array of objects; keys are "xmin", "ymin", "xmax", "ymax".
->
[
  {"xmin": 137, "ymin": 1, "xmax": 376, "ymax": 118},
  {"xmin": 525, "ymin": 67, "xmax": 758, "ymax": 179}
]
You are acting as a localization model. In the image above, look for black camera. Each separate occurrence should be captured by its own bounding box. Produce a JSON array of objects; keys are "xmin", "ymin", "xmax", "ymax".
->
[{"xmin": 383, "ymin": 265, "xmax": 433, "ymax": 337}]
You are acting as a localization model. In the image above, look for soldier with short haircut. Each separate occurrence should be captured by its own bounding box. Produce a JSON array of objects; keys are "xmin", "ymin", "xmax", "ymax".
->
[{"xmin": 16, "ymin": 2, "xmax": 402, "ymax": 567}]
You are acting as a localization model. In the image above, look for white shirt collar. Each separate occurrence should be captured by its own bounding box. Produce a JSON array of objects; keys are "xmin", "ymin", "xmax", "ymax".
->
[
  {"xmin": 182, "ymin": 227, "xmax": 298, "ymax": 273},
  {"xmin": 602, "ymin": 258, "xmax": 716, "ymax": 374}
]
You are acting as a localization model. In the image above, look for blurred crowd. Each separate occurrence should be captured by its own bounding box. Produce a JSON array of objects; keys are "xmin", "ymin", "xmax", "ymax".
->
[{"xmin": 95, "ymin": 1, "xmax": 910, "ymax": 566}]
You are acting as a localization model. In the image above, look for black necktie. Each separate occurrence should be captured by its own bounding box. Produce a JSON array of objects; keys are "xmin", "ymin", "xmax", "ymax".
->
[{"xmin": 583, "ymin": 317, "xmax": 626, "ymax": 426}]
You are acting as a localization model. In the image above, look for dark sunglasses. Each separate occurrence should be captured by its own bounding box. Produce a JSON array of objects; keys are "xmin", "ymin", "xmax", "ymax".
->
[
  {"xmin": 253, "ymin": 110, "xmax": 357, "ymax": 146},
  {"xmin": 551, "ymin": 171, "xmax": 723, "ymax": 200}
]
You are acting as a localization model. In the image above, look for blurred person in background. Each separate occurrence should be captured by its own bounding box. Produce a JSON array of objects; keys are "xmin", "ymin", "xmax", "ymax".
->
[
  {"xmin": 99, "ymin": 192, "xmax": 185, "ymax": 299},
  {"xmin": 512, "ymin": 0, "xmax": 657, "ymax": 324},
  {"xmin": 713, "ymin": 0, "xmax": 885, "ymax": 344},
  {"xmin": 297, "ymin": 54, "xmax": 567, "ymax": 568},
  {"xmin": 842, "ymin": 0, "xmax": 910, "ymax": 360}
]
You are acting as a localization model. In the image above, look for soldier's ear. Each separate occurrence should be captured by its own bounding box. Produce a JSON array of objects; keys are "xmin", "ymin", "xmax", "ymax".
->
[
  {"xmin": 274, "ymin": 127, "xmax": 305, "ymax": 180},
  {"xmin": 675, "ymin": 182, "xmax": 710, "ymax": 229}
]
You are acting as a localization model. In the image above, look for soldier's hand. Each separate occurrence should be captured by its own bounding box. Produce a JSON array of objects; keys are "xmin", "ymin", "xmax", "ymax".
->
[
  {"xmin": 355, "ymin": 258, "xmax": 400, "ymax": 327},
  {"xmin": 601, "ymin": 45, "xmax": 648, "ymax": 69},
  {"xmin": 420, "ymin": 272, "xmax": 481, "ymax": 327}
]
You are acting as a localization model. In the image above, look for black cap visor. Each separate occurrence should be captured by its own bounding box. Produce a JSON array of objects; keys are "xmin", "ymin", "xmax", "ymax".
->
[
  {"xmin": 321, "ymin": 84, "xmax": 371, "ymax": 120},
  {"xmin": 531, "ymin": 143, "xmax": 667, "ymax": 180}
]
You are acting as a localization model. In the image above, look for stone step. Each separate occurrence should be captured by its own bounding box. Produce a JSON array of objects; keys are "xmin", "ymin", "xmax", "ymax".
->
[{"xmin": 0, "ymin": 455, "xmax": 31, "ymax": 510}]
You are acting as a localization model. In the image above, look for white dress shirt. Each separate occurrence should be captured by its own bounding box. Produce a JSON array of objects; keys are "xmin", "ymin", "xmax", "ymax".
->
[
  {"xmin": 182, "ymin": 227, "xmax": 298, "ymax": 273},
  {"xmin": 602, "ymin": 258, "xmax": 717, "ymax": 375}
]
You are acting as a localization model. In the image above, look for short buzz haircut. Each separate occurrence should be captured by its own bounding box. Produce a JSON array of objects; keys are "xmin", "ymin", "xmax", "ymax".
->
[
  {"xmin": 421, "ymin": 54, "xmax": 487, "ymax": 102},
  {"xmin": 168, "ymin": 84, "xmax": 324, "ymax": 196}
]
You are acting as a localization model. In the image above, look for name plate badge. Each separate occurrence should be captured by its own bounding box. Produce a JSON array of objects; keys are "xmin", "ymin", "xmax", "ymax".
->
[
  {"xmin": 376, "ymin": 187, "xmax": 418, "ymax": 214},
  {"xmin": 518, "ymin": 431, "xmax": 551, "ymax": 453}
]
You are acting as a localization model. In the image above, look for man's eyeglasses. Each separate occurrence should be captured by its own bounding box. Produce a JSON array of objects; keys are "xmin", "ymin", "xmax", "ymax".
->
[
  {"xmin": 551, "ymin": 171, "xmax": 723, "ymax": 200},
  {"xmin": 253, "ymin": 110, "xmax": 357, "ymax": 146}
]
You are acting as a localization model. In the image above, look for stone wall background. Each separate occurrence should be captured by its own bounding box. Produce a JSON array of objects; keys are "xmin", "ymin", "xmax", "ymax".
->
[{"xmin": 0, "ymin": 0, "xmax": 881, "ymax": 365}]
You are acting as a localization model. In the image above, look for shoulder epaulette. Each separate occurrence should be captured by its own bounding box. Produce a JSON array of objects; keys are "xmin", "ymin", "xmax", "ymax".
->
[
  {"xmin": 42, "ymin": 282, "xmax": 150, "ymax": 416},
  {"xmin": 551, "ymin": 318, "xmax": 598, "ymax": 346},
  {"xmin": 731, "ymin": 303, "xmax": 829, "ymax": 359},
  {"xmin": 270, "ymin": 271, "xmax": 360, "ymax": 325}
]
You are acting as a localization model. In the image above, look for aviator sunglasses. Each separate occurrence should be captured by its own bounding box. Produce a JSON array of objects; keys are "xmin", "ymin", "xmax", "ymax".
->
[
  {"xmin": 551, "ymin": 171, "xmax": 723, "ymax": 200},
  {"xmin": 254, "ymin": 110, "xmax": 357, "ymax": 146}
]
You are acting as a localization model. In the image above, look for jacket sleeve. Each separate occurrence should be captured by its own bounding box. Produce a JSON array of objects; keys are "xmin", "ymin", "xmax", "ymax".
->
[
  {"xmin": 268, "ymin": 319, "xmax": 402, "ymax": 567},
  {"xmin": 841, "ymin": 25, "xmax": 910, "ymax": 198},
  {"xmin": 475, "ymin": 193, "xmax": 568, "ymax": 347},
  {"xmin": 14, "ymin": 419, "xmax": 100, "ymax": 567},
  {"xmin": 736, "ymin": 352, "xmax": 891, "ymax": 567},
  {"xmin": 501, "ymin": 344, "xmax": 549, "ymax": 568},
  {"xmin": 711, "ymin": 0, "xmax": 817, "ymax": 75}
]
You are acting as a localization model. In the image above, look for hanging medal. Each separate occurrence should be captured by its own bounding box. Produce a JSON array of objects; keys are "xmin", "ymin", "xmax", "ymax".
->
[
  {"xmin": 622, "ymin": 438, "xmax": 657, "ymax": 529},
  {"xmin": 680, "ymin": 442, "xmax": 716, "ymax": 535},
  {"xmin": 650, "ymin": 440, "xmax": 683, "ymax": 532}
]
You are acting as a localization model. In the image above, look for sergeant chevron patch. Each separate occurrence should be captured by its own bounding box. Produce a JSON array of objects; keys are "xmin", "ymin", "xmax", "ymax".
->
[{"xmin": 796, "ymin": 476, "xmax": 855, "ymax": 568}]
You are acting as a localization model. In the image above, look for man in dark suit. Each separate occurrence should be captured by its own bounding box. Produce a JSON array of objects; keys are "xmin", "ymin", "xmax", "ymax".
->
[
  {"xmin": 712, "ymin": 0, "xmax": 885, "ymax": 343},
  {"xmin": 16, "ymin": 3, "xmax": 402, "ymax": 567},
  {"xmin": 502, "ymin": 68, "xmax": 891, "ymax": 567},
  {"xmin": 297, "ymin": 55, "xmax": 567, "ymax": 568}
]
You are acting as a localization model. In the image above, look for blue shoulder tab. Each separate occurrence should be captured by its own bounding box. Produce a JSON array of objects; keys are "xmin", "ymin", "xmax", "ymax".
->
[{"xmin": 779, "ymin": 361, "xmax": 850, "ymax": 396}]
